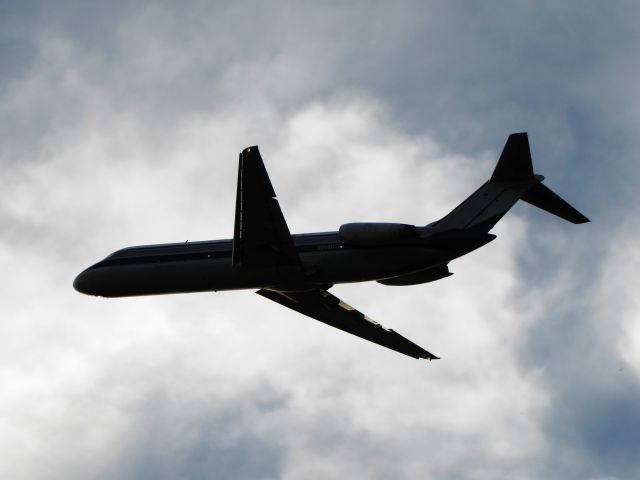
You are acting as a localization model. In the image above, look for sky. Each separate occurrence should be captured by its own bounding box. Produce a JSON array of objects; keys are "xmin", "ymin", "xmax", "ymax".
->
[{"xmin": 1, "ymin": 1, "xmax": 639, "ymax": 479}]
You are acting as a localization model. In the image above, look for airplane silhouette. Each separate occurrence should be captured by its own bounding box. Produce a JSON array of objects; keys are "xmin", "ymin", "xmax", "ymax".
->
[{"xmin": 74, "ymin": 133, "xmax": 588, "ymax": 360}]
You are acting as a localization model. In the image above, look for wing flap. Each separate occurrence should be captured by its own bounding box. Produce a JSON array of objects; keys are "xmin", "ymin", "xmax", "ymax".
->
[{"xmin": 257, "ymin": 288, "xmax": 438, "ymax": 360}]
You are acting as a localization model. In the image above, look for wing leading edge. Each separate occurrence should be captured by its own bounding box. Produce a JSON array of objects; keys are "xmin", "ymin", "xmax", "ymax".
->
[{"xmin": 257, "ymin": 288, "xmax": 439, "ymax": 360}]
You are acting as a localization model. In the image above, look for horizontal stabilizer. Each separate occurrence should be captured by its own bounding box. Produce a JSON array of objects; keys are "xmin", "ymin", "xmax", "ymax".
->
[{"xmin": 521, "ymin": 182, "xmax": 590, "ymax": 224}]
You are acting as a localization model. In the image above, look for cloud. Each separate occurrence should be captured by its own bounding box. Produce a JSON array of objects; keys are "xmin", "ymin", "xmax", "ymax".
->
[
  {"xmin": 1, "ymin": 2, "xmax": 638, "ymax": 479},
  {"xmin": 0, "ymin": 93, "xmax": 550, "ymax": 479}
]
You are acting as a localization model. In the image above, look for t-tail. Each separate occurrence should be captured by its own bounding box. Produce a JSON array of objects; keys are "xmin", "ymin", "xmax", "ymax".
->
[{"xmin": 433, "ymin": 132, "xmax": 589, "ymax": 233}]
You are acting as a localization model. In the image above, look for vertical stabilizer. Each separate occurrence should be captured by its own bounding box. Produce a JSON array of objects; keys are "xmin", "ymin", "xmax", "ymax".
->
[
  {"xmin": 434, "ymin": 133, "xmax": 537, "ymax": 232},
  {"xmin": 490, "ymin": 132, "xmax": 534, "ymax": 183}
]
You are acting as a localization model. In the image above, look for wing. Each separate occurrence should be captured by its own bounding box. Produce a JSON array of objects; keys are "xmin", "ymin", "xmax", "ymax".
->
[
  {"xmin": 257, "ymin": 288, "xmax": 438, "ymax": 360},
  {"xmin": 232, "ymin": 146, "xmax": 301, "ymax": 268}
]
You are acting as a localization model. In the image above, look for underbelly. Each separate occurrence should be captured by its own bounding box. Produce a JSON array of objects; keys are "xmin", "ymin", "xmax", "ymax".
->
[{"xmin": 300, "ymin": 246, "xmax": 446, "ymax": 284}]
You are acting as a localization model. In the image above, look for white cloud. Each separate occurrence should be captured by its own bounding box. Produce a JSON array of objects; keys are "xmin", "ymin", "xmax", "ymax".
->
[
  {"xmin": 0, "ymin": 92, "xmax": 552, "ymax": 479},
  {"xmin": 1, "ymin": 2, "xmax": 638, "ymax": 478},
  {"xmin": 598, "ymin": 219, "xmax": 640, "ymax": 378}
]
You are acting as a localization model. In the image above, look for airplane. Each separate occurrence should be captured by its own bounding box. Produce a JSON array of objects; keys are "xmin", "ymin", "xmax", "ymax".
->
[{"xmin": 74, "ymin": 132, "xmax": 589, "ymax": 361}]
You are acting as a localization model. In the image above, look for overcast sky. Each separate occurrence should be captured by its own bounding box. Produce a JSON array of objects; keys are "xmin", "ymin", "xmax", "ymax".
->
[{"xmin": 1, "ymin": 2, "xmax": 639, "ymax": 479}]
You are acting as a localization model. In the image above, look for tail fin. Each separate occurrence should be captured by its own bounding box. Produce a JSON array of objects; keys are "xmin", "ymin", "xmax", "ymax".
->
[
  {"xmin": 490, "ymin": 132, "xmax": 534, "ymax": 183},
  {"xmin": 433, "ymin": 132, "xmax": 589, "ymax": 232}
]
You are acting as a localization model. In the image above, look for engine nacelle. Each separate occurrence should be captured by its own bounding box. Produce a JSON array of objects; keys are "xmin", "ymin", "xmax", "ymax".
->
[{"xmin": 338, "ymin": 222, "xmax": 417, "ymax": 246}]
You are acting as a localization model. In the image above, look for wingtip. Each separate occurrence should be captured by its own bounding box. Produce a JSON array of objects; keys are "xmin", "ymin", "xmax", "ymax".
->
[{"xmin": 567, "ymin": 211, "xmax": 590, "ymax": 224}]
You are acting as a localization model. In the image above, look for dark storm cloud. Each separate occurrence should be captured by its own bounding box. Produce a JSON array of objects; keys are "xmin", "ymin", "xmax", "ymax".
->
[
  {"xmin": 514, "ymin": 222, "xmax": 640, "ymax": 478},
  {"xmin": 0, "ymin": 1, "xmax": 38, "ymax": 82},
  {"xmin": 519, "ymin": 292, "xmax": 640, "ymax": 477}
]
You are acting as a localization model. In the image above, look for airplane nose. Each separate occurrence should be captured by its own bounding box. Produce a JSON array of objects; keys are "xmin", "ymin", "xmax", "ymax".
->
[{"xmin": 73, "ymin": 269, "xmax": 96, "ymax": 295}]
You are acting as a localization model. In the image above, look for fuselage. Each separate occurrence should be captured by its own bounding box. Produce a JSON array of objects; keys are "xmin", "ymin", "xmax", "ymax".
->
[{"xmin": 73, "ymin": 228, "xmax": 479, "ymax": 297}]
